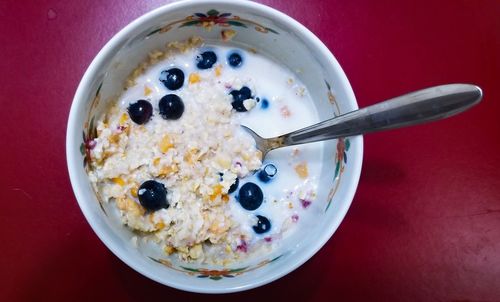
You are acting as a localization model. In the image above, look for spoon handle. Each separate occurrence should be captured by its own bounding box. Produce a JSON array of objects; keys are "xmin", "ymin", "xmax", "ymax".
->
[{"xmin": 280, "ymin": 84, "xmax": 482, "ymax": 145}]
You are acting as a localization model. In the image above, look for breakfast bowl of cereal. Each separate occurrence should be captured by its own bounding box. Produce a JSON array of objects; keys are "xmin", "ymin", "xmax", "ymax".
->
[{"xmin": 66, "ymin": 0, "xmax": 362, "ymax": 293}]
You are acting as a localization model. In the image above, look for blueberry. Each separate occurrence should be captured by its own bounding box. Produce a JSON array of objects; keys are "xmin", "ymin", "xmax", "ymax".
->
[
  {"xmin": 238, "ymin": 182, "xmax": 263, "ymax": 210},
  {"xmin": 230, "ymin": 86, "xmax": 252, "ymax": 112},
  {"xmin": 228, "ymin": 178, "xmax": 239, "ymax": 194},
  {"xmin": 258, "ymin": 164, "xmax": 277, "ymax": 183},
  {"xmin": 159, "ymin": 94, "xmax": 184, "ymax": 120},
  {"xmin": 127, "ymin": 100, "xmax": 152, "ymax": 125},
  {"xmin": 228, "ymin": 52, "xmax": 243, "ymax": 68},
  {"xmin": 231, "ymin": 100, "xmax": 246, "ymax": 112},
  {"xmin": 231, "ymin": 86, "xmax": 252, "ymax": 101},
  {"xmin": 253, "ymin": 215, "xmax": 271, "ymax": 234},
  {"xmin": 261, "ymin": 99, "xmax": 269, "ymax": 109},
  {"xmin": 138, "ymin": 180, "xmax": 169, "ymax": 211},
  {"xmin": 196, "ymin": 51, "xmax": 217, "ymax": 69},
  {"xmin": 159, "ymin": 68, "xmax": 184, "ymax": 90}
]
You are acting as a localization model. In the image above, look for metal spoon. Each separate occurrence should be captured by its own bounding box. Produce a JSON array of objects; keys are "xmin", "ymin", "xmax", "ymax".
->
[{"xmin": 242, "ymin": 84, "xmax": 482, "ymax": 159}]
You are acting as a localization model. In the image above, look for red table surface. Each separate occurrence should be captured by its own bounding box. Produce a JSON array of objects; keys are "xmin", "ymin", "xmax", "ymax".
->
[{"xmin": 1, "ymin": 0, "xmax": 499, "ymax": 301}]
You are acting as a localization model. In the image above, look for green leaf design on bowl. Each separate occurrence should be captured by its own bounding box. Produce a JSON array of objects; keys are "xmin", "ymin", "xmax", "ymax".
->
[{"xmin": 227, "ymin": 20, "xmax": 247, "ymax": 27}]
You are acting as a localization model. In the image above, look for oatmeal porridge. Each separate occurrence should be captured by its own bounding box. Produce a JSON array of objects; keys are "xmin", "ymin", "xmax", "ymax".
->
[{"xmin": 87, "ymin": 37, "xmax": 322, "ymax": 265}]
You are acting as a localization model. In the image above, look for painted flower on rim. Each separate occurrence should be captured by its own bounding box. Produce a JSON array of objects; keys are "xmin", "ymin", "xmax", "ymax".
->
[
  {"xmin": 334, "ymin": 138, "xmax": 350, "ymax": 179},
  {"xmin": 180, "ymin": 9, "xmax": 247, "ymax": 31},
  {"xmin": 148, "ymin": 9, "xmax": 279, "ymax": 36}
]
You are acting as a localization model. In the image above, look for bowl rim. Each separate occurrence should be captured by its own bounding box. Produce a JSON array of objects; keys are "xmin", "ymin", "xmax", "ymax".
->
[{"xmin": 66, "ymin": 0, "xmax": 363, "ymax": 294}]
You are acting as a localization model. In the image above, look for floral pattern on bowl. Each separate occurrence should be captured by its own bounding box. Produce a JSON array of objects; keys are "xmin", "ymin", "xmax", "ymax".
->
[
  {"xmin": 147, "ymin": 9, "xmax": 279, "ymax": 36},
  {"xmin": 324, "ymin": 80, "xmax": 350, "ymax": 212},
  {"xmin": 151, "ymin": 255, "xmax": 283, "ymax": 280}
]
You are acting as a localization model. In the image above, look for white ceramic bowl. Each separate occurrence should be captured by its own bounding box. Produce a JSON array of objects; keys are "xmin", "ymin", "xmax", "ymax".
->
[{"xmin": 66, "ymin": 0, "xmax": 362, "ymax": 293}]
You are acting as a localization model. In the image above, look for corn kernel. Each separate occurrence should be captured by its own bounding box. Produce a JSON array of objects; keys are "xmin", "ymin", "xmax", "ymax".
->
[
  {"xmin": 209, "ymin": 184, "xmax": 223, "ymax": 201},
  {"xmin": 155, "ymin": 222, "xmax": 165, "ymax": 230},
  {"xmin": 159, "ymin": 164, "xmax": 178, "ymax": 176},
  {"xmin": 222, "ymin": 194, "xmax": 229, "ymax": 203},
  {"xmin": 144, "ymin": 85, "xmax": 152, "ymax": 96},
  {"xmin": 183, "ymin": 148, "xmax": 199, "ymax": 165},
  {"xmin": 153, "ymin": 157, "xmax": 161, "ymax": 166},
  {"xmin": 116, "ymin": 197, "xmax": 145, "ymax": 216},
  {"xmin": 119, "ymin": 113, "xmax": 128, "ymax": 125},
  {"xmin": 184, "ymin": 152, "xmax": 193, "ymax": 164},
  {"xmin": 130, "ymin": 186, "xmax": 138, "ymax": 197},
  {"xmin": 109, "ymin": 133, "xmax": 120, "ymax": 144},
  {"xmin": 112, "ymin": 177, "xmax": 125, "ymax": 186},
  {"xmin": 225, "ymin": 244, "xmax": 232, "ymax": 253},
  {"xmin": 159, "ymin": 134, "xmax": 174, "ymax": 153},
  {"xmin": 189, "ymin": 73, "xmax": 201, "ymax": 84},
  {"xmin": 215, "ymin": 65, "xmax": 222, "ymax": 77},
  {"xmin": 164, "ymin": 246, "xmax": 175, "ymax": 255},
  {"xmin": 213, "ymin": 184, "xmax": 223, "ymax": 194}
]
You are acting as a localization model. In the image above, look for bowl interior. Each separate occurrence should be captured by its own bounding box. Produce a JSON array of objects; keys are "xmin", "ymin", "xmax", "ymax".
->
[{"xmin": 67, "ymin": 0, "xmax": 362, "ymax": 293}]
